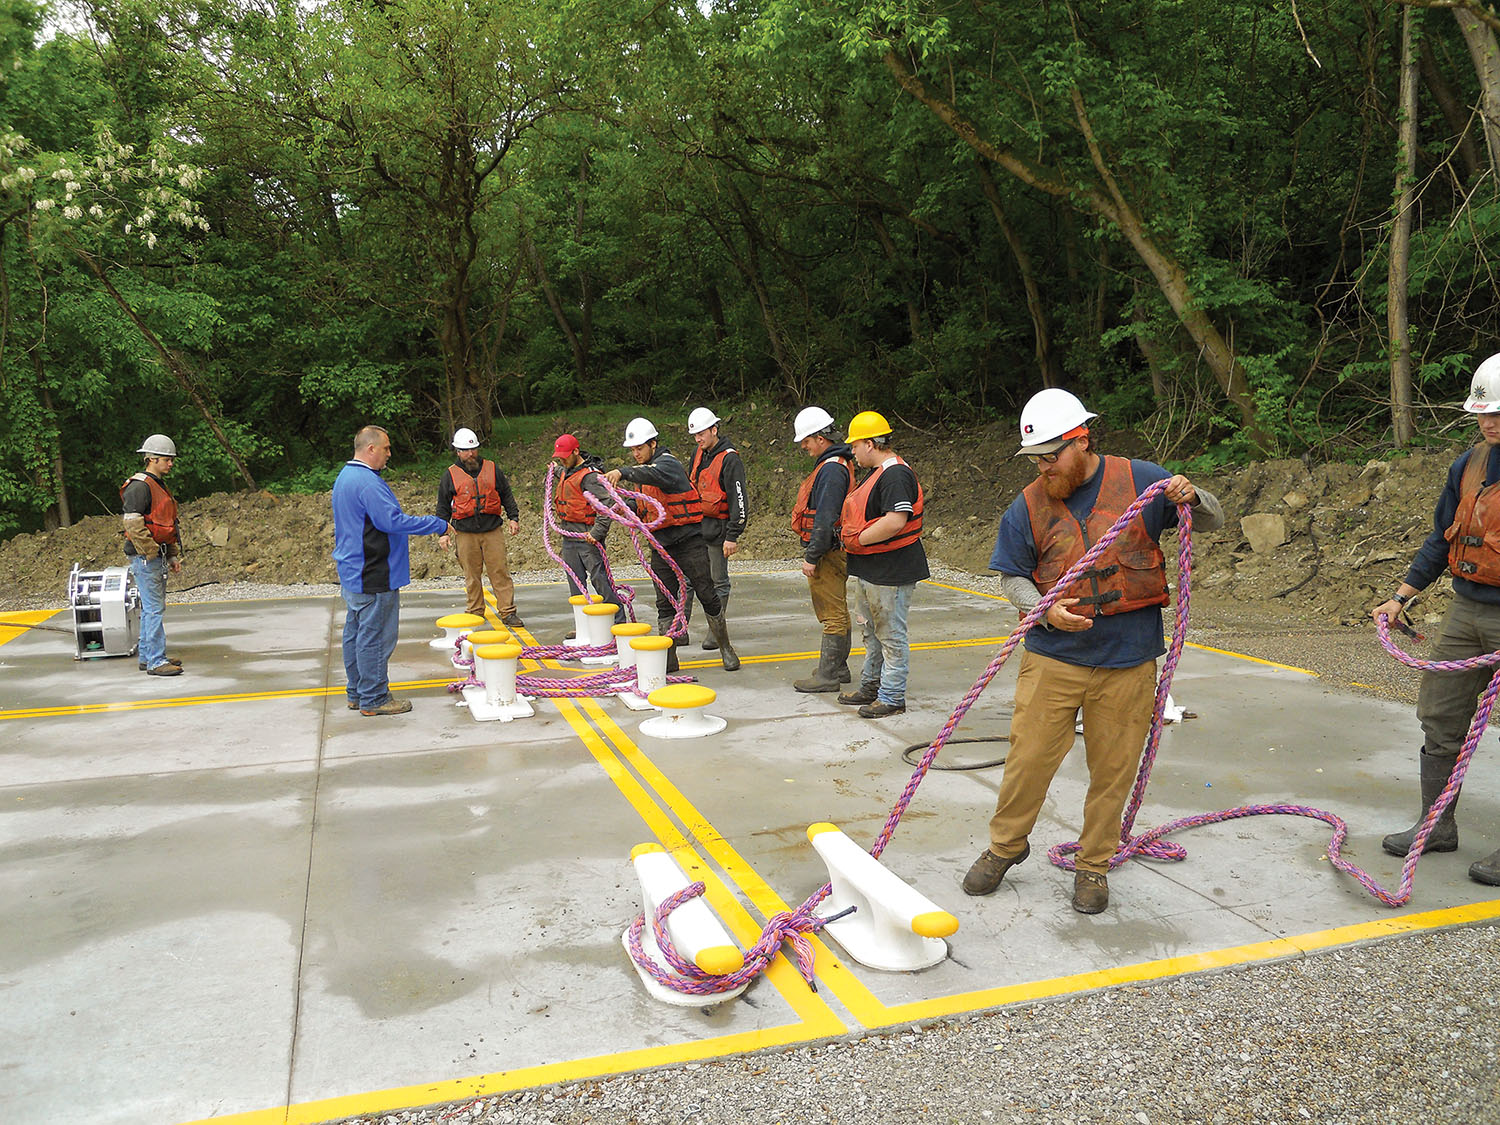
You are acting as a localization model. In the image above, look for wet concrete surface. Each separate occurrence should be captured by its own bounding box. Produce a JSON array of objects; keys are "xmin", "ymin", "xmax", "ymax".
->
[{"xmin": 1, "ymin": 573, "xmax": 1496, "ymax": 1125}]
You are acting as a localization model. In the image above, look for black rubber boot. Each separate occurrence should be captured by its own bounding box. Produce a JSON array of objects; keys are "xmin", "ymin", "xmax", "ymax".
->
[
  {"xmin": 703, "ymin": 595, "xmax": 726, "ymax": 650},
  {"xmin": 1471, "ymin": 846, "xmax": 1500, "ymax": 886},
  {"xmin": 835, "ymin": 630, "xmax": 852, "ymax": 683},
  {"xmin": 794, "ymin": 635, "xmax": 842, "ymax": 693},
  {"xmin": 1381, "ymin": 751, "xmax": 1459, "ymax": 857},
  {"xmin": 707, "ymin": 612, "xmax": 739, "ymax": 671},
  {"xmin": 665, "ymin": 636, "xmax": 680, "ymax": 674}
]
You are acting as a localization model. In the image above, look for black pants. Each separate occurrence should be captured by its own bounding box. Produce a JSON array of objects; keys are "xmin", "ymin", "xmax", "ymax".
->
[{"xmin": 652, "ymin": 533, "xmax": 721, "ymax": 635}]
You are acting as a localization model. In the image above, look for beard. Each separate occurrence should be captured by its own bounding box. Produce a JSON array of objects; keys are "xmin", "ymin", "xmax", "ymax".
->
[{"xmin": 1041, "ymin": 456, "xmax": 1090, "ymax": 500}]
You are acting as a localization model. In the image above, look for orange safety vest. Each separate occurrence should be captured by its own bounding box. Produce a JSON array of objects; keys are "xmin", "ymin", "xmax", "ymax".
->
[
  {"xmin": 791, "ymin": 456, "xmax": 855, "ymax": 542},
  {"xmin": 1022, "ymin": 455, "xmax": 1168, "ymax": 618},
  {"xmin": 448, "ymin": 461, "xmax": 506, "ymax": 521},
  {"xmin": 840, "ymin": 457, "xmax": 924, "ymax": 554},
  {"xmin": 554, "ymin": 464, "xmax": 598, "ymax": 525},
  {"xmin": 1445, "ymin": 443, "xmax": 1500, "ymax": 585},
  {"xmin": 689, "ymin": 445, "xmax": 735, "ymax": 519},
  {"xmin": 119, "ymin": 473, "xmax": 179, "ymax": 544},
  {"xmin": 638, "ymin": 480, "xmax": 703, "ymax": 528}
]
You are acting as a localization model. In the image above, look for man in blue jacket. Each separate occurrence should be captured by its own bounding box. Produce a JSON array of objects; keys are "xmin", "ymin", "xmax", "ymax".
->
[{"xmin": 332, "ymin": 425, "xmax": 450, "ymax": 716}]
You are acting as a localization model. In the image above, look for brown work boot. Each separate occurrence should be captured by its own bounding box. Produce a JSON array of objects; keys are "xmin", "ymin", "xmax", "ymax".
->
[
  {"xmin": 360, "ymin": 695, "xmax": 413, "ymax": 716},
  {"xmin": 838, "ymin": 685, "xmax": 878, "ymax": 706},
  {"xmin": 858, "ymin": 700, "xmax": 905, "ymax": 718},
  {"xmin": 145, "ymin": 663, "xmax": 182, "ymax": 677},
  {"xmin": 501, "ymin": 612, "xmax": 525, "ymax": 628},
  {"xmin": 961, "ymin": 844, "xmax": 1030, "ymax": 896},
  {"xmin": 1072, "ymin": 870, "xmax": 1109, "ymax": 914},
  {"xmin": 138, "ymin": 657, "xmax": 183, "ymax": 670}
]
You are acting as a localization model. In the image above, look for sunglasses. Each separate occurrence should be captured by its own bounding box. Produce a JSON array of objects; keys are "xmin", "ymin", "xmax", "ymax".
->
[{"xmin": 1024, "ymin": 438, "xmax": 1075, "ymax": 465}]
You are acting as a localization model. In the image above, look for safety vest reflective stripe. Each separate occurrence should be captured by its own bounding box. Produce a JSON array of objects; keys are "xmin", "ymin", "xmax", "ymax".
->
[
  {"xmin": 840, "ymin": 457, "xmax": 924, "ymax": 554},
  {"xmin": 448, "ymin": 461, "xmax": 505, "ymax": 521},
  {"xmin": 1021, "ymin": 455, "xmax": 1168, "ymax": 618}
]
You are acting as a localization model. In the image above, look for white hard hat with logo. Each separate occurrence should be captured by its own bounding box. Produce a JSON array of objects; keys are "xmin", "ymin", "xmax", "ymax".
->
[
  {"xmin": 623, "ymin": 417, "xmax": 659, "ymax": 447},
  {"xmin": 687, "ymin": 407, "xmax": 721, "ymax": 434},
  {"xmin": 451, "ymin": 427, "xmax": 481, "ymax": 449},
  {"xmin": 793, "ymin": 406, "xmax": 836, "ymax": 443},
  {"xmin": 137, "ymin": 434, "xmax": 178, "ymax": 457},
  {"xmin": 1463, "ymin": 354, "xmax": 1500, "ymax": 414},
  {"xmin": 1014, "ymin": 389, "xmax": 1098, "ymax": 456}
]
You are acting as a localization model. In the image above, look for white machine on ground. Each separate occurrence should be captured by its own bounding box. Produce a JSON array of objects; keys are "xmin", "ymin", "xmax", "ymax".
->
[{"xmin": 68, "ymin": 563, "xmax": 140, "ymax": 660}]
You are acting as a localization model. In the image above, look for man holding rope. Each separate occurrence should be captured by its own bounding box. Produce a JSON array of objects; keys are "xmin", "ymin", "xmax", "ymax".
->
[
  {"xmin": 604, "ymin": 417, "xmax": 739, "ymax": 674},
  {"xmin": 551, "ymin": 433, "xmax": 624, "ymax": 625},
  {"xmin": 963, "ymin": 389, "xmax": 1224, "ymax": 913},
  {"xmin": 1371, "ymin": 354, "xmax": 1500, "ymax": 887}
]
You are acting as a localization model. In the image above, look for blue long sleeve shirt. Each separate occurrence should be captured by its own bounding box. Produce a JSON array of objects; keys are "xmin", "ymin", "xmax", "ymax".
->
[{"xmin": 332, "ymin": 460, "xmax": 449, "ymax": 593}]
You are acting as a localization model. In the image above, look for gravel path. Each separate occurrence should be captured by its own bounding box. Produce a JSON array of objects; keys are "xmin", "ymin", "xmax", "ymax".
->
[{"xmin": 334, "ymin": 925, "xmax": 1498, "ymax": 1125}]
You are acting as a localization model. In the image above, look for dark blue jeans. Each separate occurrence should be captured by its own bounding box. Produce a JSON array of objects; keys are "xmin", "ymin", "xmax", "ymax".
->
[{"xmin": 341, "ymin": 588, "xmax": 401, "ymax": 709}]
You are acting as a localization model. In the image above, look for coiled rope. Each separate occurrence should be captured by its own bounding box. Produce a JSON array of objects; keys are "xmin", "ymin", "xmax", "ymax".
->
[{"xmin": 629, "ymin": 475, "xmax": 1480, "ymax": 997}]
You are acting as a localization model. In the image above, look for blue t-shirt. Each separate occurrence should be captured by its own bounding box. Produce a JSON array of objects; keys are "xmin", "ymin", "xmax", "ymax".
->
[{"xmin": 990, "ymin": 458, "xmax": 1176, "ymax": 669}]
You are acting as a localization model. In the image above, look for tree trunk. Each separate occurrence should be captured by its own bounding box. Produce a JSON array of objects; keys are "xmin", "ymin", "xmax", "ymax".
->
[
  {"xmin": 867, "ymin": 210, "xmax": 922, "ymax": 343},
  {"xmin": 1455, "ymin": 7, "xmax": 1500, "ymax": 177},
  {"xmin": 1390, "ymin": 7, "xmax": 1419, "ymax": 447},
  {"xmin": 1419, "ymin": 38, "xmax": 1482, "ymax": 183},
  {"xmin": 42, "ymin": 385, "xmax": 70, "ymax": 527},
  {"xmin": 76, "ymin": 250, "xmax": 258, "ymax": 490},
  {"xmin": 522, "ymin": 229, "xmax": 589, "ymax": 384},
  {"xmin": 880, "ymin": 50, "xmax": 1273, "ymax": 453},
  {"xmin": 977, "ymin": 161, "xmax": 1060, "ymax": 387}
]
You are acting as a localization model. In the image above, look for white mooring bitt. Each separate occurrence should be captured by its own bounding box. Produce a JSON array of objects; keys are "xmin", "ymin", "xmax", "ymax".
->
[
  {"xmin": 807, "ymin": 823, "xmax": 958, "ymax": 971},
  {"xmin": 565, "ymin": 594, "xmax": 602, "ymax": 648},
  {"xmin": 461, "ymin": 643, "xmax": 534, "ymax": 722},
  {"xmin": 578, "ymin": 602, "xmax": 620, "ymax": 666},
  {"xmin": 430, "ymin": 613, "xmax": 486, "ymax": 650},
  {"xmin": 611, "ymin": 624, "xmax": 655, "ymax": 710},
  {"xmin": 624, "ymin": 843, "xmax": 747, "ymax": 1007}
]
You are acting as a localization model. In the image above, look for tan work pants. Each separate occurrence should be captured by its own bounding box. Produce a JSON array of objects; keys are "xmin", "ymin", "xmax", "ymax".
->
[
  {"xmin": 987, "ymin": 649, "xmax": 1158, "ymax": 874},
  {"xmin": 455, "ymin": 526, "xmax": 516, "ymax": 618},
  {"xmin": 807, "ymin": 548, "xmax": 850, "ymax": 635}
]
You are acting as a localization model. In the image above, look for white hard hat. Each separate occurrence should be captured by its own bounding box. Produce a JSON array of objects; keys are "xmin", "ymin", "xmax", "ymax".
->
[
  {"xmin": 793, "ymin": 406, "xmax": 836, "ymax": 443},
  {"xmin": 452, "ymin": 427, "xmax": 480, "ymax": 449},
  {"xmin": 1015, "ymin": 389, "xmax": 1098, "ymax": 456},
  {"xmin": 687, "ymin": 407, "xmax": 721, "ymax": 434},
  {"xmin": 623, "ymin": 417, "xmax": 659, "ymax": 447},
  {"xmin": 1464, "ymin": 354, "xmax": 1500, "ymax": 414},
  {"xmin": 137, "ymin": 434, "xmax": 178, "ymax": 457}
]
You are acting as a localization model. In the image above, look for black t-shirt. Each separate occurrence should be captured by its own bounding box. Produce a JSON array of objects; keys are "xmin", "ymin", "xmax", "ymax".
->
[{"xmin": 846, "ymin": 460, "xmax": 930, "ymax": 586}]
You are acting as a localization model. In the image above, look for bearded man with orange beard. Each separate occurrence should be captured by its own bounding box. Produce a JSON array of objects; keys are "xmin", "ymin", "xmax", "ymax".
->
[{"xmin": 961, "ymin": 389, "xmax": 1225, "ymax": 915}]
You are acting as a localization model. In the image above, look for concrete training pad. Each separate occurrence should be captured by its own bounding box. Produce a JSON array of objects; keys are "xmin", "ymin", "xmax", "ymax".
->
[{"xmin": 0, "ymin": 572, "xmax": 1497, "ymax": 1125}]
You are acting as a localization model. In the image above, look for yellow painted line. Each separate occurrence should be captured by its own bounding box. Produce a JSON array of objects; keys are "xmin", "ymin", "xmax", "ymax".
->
[
  {"xmin": 842, "ymin": 896, "xmax": 1500, "ymax": 1029},
  {"xmin": 924, "ymin": 578, "xmax": 1009, "ymax": 603},
  {"xmin": 0, "ymin": 608, "xmax": 63, "ymax": 648},
  {"xmin": 1181, "ymin": 641, "xmax": 1319, "ymax": 676},
  {"xmin": 0, "ymin": 677, "xmax": 462, "ymax": 721},
  {"xmin": 185, "ymin": 1018, "xmax": 843, "ymax": 1125},
  {"xmin": 577, "ymin": 700, "xmax": 885, "ymax": 1020}
]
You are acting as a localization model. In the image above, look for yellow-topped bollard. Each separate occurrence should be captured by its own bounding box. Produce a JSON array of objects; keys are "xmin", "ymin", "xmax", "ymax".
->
[
  {"xmin": 430, "ymin": 612, "xmax": 486, "ymax": 650},
  {"xmin": 640, "ymin": 683, "xmax": 724, "ymax": 740}
]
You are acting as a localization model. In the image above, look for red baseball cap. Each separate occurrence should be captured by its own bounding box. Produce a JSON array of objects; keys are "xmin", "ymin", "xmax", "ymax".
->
[{"xmin": 553, "ymin": 434, "xmax": 580, "ymax": 456}]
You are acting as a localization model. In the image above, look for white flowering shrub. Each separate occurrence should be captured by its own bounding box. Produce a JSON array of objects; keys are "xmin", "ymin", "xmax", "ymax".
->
[{"xmin": 0, "ymin": 128, "xmax": 211, "ymax": 250}]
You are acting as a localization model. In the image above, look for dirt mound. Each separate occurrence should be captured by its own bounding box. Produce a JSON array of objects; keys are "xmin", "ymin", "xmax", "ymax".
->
[{"xmin": 0, "ymin": 421, "xmax": 1464, "ymax": 641}]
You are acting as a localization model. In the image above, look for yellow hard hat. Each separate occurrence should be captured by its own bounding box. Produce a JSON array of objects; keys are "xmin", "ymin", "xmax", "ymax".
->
[{"xmin": 846, "ymin": 410, "xmax": 892, "ymax": 443}]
